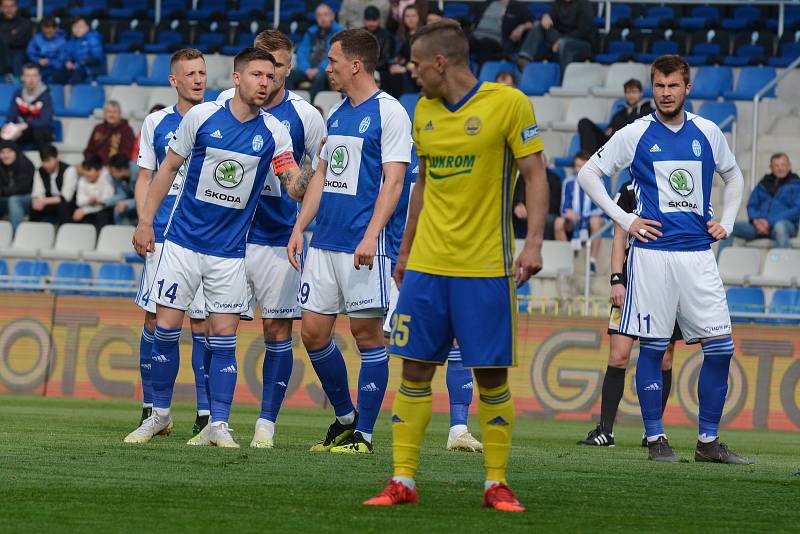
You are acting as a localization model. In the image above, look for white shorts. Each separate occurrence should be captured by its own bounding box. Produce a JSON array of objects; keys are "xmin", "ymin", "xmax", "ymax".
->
[
  {"xmin": 383, "ymin": 275, "xmax": 399, "ymax": 334},
  {"xmin": 620, "ymin": 247, "xmax": 731, "ymax": 341},
  {"xmin": 300, "ymin": 247, "xmax": 390, "ymax": 317},
  {"xmin": 244, "ymin": 243, "xmax": 301, "ymax": 320},
  {"xmin": 135, "ymin": 242, "xmax": 206, "ymax": 319},
  {"xmin": 150, "ymin": 240, "xmax": 250, "ymax": 315}
]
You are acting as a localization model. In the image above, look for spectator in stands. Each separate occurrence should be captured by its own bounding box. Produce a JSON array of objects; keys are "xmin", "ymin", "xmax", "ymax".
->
[
  {"xmin": 577, "ymin": 78, "xmax": 653, "ymax": 154},
  {"xmin": 387, "ymin": 0, "xmax": 427, "ymax": 34},
  {"xmin": 340, "ymin": 0, "xmax": 390, "ymax": 30},
  {"xmin": 363, "ymin": 6, "xmax": 395, "ymax": 87},
  {"xmin": 73, "ymin": 155, "xmax": 114, "ymax": 229},
  {"xmin": 495, "ymin": 70, "xmax": 516, "ymax": 87},
  {"xmin": 0, "ymin": 140, "xmax": 34, "ymax": 229},
  {"xmin": 2, "ymin": 64, "xmax": 54, "ymax": 152},
  {"xmin": 30, "ymin": 144, "xmax": 77, "ymax": 223},
  {"xmin": 106, "ymin": 153, "xmax": 138, "ymax": 225},
  {"xmin": 717, "ymin": 153, "xmax": 800, "ymax": 255},
  {"xmin": 513, "ymin": 152, "xmax": 561, "ymax": 240},
  {"xmin": 83, "ymin": 101, "xmax": 135, "ymax": 165},
  {"xmin": 425, "ymin": 4, "xmax": 442, "ymax": 24},
  {"xmin": 0, "ymin": 0, "xmax": 33, "ymax": 75},
  {"xmin": 468, "ymin": 0, "xmax": 533, "ymax": 64},
  {"xmin": 289, "ymin": 3, "xmax": 342, "ymax": 100},
  {"xmin": 517, "ymin": 0, "xmax": 595, "ymax": 73},
  {"xmin": 384, "ymin": 4, "xmax": 421, "ymax": 96},
  {"xmin": 26, "ymin": 17, "xmax": 66, "ymax": 83},
  {"xmin": 554, "ymin": 151, "xmax": 605, "ymax": 272},
  {"xmin": 52, "ymin": 16, "xmax": 105, "ymax": 84}
]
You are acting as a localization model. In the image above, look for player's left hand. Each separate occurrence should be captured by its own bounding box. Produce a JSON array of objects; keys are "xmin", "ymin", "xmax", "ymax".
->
[
  {"xmin": 354, "ymin": 235, "xmax": 377, "ymax": 270},
  {"xmin": 514, "ymin": 243, "xmax": 543, "ymax": 287},
  {"xmin": 707, "ymin": 220, "xmax": 727, "ymax": 241},
  {"xmin": 132, "ymin": 222, "xmax": 155, "ymax": 258}
]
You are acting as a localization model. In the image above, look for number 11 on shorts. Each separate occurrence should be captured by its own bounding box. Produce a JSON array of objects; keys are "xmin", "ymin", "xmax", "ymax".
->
[{"xmin": 637, "ymin": 313, "xmax": 651, "ymax": 334}]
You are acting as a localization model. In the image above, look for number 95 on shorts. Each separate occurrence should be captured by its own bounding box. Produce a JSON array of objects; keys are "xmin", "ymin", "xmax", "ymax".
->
[{"xmin": 151, "ymin": 240, "xmax": 249, "ymax": 314}]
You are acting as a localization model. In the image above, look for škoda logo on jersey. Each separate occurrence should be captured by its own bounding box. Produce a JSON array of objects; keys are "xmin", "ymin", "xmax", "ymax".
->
[
  {"xmin": 668, "ymin": 169, "xmax": 694, "ymax": 197},
  {"xmin": 214, "ymin": 160, "xmax": 245, "ymax": 189},
  {"xmin": 329, "ymin": 146, "xmax": 349, "ymax": 176}
]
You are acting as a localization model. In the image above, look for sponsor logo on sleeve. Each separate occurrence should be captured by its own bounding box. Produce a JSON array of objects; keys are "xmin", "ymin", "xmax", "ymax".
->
[{"xmin": 521, "ymin": 124, "xmax": 540, "ymax": 143}]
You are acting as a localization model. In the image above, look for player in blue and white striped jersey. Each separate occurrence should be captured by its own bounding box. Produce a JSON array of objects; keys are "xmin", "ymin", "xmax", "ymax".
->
[
  {"xmin": 578, "ymin": 55, "xmax": 752, "ymax": 464},
  {"xmin": 127, "ymin": 48, "xmax": 314, "ymax": 448},
  {"xmin": 127, "ymin": 48, "xmax": 210, "ymax": 442},
  {"xmin": 216, "ymin": 30, "xmax": 326, "ymax": 449}
]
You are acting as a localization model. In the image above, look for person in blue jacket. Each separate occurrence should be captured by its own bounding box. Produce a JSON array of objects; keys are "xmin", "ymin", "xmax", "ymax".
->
[
  {"xmin": 718, "ymin": 152, "xmax": 800, "ymax": 254},
  {"xmin": 287, "ymin": 3, "xmax": 342, "ymax": 100},
  {"xmin": 52, "ymin": 16, "xmax": 105, "ymax": 84},
  {"xmin": 26, "ymin": 17, "xmax": 66, "ymax": 82}
]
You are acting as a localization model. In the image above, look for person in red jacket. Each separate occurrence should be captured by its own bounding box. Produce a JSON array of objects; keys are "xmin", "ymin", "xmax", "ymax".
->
[
  {"xmin": 83, "ymin": 100, "xmax": 135, "ymax": 165},
  {"xmin": 3, "ymin": 63, "xmax": 54, "ymax": 151}
]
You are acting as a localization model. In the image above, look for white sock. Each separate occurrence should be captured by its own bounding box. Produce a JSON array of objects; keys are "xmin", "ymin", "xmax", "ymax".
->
[
  {"xmin": 393, "ymin": 476, "xmax": 415, "ymax": 489},
  {"xmin": 154, "ymin": 407, "xmax": 170, "ymax": 417},
  {"xmin": 698, "ymin": 433, "xmax": 717, "ymax": 443},
  {"xmin": 337, "ymin": 411, "xmax": 356, "ymax": 425},
  {"xmin": 449, "ymin": 424, "xmax": 468, "ymax": 441},
  {"xmin": 257, "ymin": 418, "xmax": 276, "ymax": 438},
  {"xmin": 197, "ymin": 409, "xmax": 211, "ymax": 417},
  {"xmin": 211, "ymin": 420, "xmax": 227, "ymax": 428},
  {"xmin": 143, "ymin": 402, "xmax": 153, "ymax": 408},
  {"xmin": 646, "ymin": 433, "xmax": 667, "ymax": 443},
  {"xmin": 358, "ymin": 431, "xmax": 372, "ymax": 443},
  {"xmin": 484, "ymin": 480, "xmax": 502, "ymax": 490}
]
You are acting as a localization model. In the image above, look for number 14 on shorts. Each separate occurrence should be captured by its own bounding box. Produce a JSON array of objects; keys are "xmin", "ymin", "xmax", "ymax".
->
[{"xmin": 157, "ymin": 279, "xmax": 178, "ymax": 304}]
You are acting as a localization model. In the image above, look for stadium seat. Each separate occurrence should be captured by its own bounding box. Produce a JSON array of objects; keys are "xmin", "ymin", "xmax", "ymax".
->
[
  {"xmin": 48, "ymin": 84, "xmax": 66, "ymax": 115},
  {"xmin": 136, "ymin": 54, "xmax": 172, "ymax": 86},
  {"xmin": 143, "ymin": 30, "xmax": 185, "ymax": 53},
  {"xmin": 313, "ymin": 91, "xmax": 344, "ymax": 119},
  {"xmin": 535, "ymin": 240, "xmax": 575, "ymax": 278},
  {"xmin": 11, "ymin": 259, "xmax": 50, "ymax": 288},
  {"xmin": 0, "ymin": 258, "xmax": 7, "ymax": 278},
  {"xmin": 764, "ymin": 288, "xmax": 800, "ymax": 325},
  {"xmin": 591, "ymin": 62, "xmax": 649, "ymax": 97},
  {"xmin": 205, "ymin": 88, "xmax": 222, "ymax": 101},
  {"xmin": 698, "ymin": 101, "xmax": 737, "ymax": 132},
  {"xmin": 550, "ymin": 62, "xmax": 606, "ymax": 97},
  {"xmin": 551, "ymin": 97, "xmax": 608, "ymax": 132},
  {"xmin": 398, "ymin": 93, "xmax": 419, "ymax": 121},
  {"xmin": 59, "ymin": 85, "xmax": 106, "ymax": 117},
  {"xmin": 553, "ymin": 133, "xmax": 580, "ymax": 167},
  {"xmin": 717, "ymin": 247, "xmax": 760, "ymax": 285},
  {"xmin": 769, "ymin": 42, "xmax": 800, "ymax": 67},
  {"xmin": 132, "ymin": 87, "xmax": 179, "ymax": 120},
  {"xmin": 722, "ymin": 6, "xmax": 761, "ymax": 31},
  {"xmin": 84, "ymin": 225, "xmax": 136, "ymax": 262},
  {"xmin": 748, "ymin": 249, "xmax": 800, "ymax": 287},
  {"xmin": 0, "ymin": 84, "xmax": 18, "ymax": 118},
  {"xmin": 205, "ymin": 54, "xmax": 233, "ymax": 88},
  {"xmin": 634, "ymin": 6, "xmax": 673, "ymax": 29},
  {"xmin": 723, "ymin": 66, "xmax": 777, "ymax": 100},
  {"xmin": 595, "ymin": 40, "xmax": 636, "ymax": 65},
  {"xmin": 516, "ymin": 281, "xmax": 531, "ymax": 313},
  {"xmin": 58, "ymin": 118, "xmax": 96, "ymax": 155},
  {"xmin": 529, "ymin": 96, "xmax": 563, "ymax": 129},
  {"xmin": 40, "ymin": 224, "xmax": 98, "ymax": 261},
  {"xmin": 230, "ymin": 0, "xmax": 269, "ymax": 20},
  {"xmin": 689, "ymin": 66, "xmax": 733, "ymax": 100},
  {"xmin": 0, "ymin": 220, "xmax": 12, "ymax": 249},
  {"xmin": 52, "ymin": 261, "xmax": 93, "ymax": 295},
  {"xmin": 0, "ymin": 222, "xmax": 55, "ymax": 259},
  {"xmin": 478, "ymin": 60, "xmax": 519, "ymax": 84},
  {"xmin": 518, "ymin": 62, "xmax": 560, "ymax": 96},
  {"xmin": 106, "ymin": 86, "xmax": 150, "ymax": 119},
  {"xmin": 109, "ymin": 0, "xmax": 146, "ymax": 18},
  {"xmin": 726, "ymin": 287, "xmax": 765, "ymax": 323},
  {"xmin": 106, "ymin": 19, "xmax": 152, "ymax": 53},
  {"xmin": 95, "ymin": 263, "xmax": 136, "ymax": 296},
  {"xmin": 96, "ymin": 53, "xmax": 148, "ymax": 85}
]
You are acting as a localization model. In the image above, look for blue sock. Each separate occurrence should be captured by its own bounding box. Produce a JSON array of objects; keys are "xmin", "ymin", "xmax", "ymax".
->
[
  {"xmin": 446, "ymin": 347, "xmax": 473, "ymax": 427},
  {"xmin": 203, "ymin": 338, "xmax": 212, "ymax": 417},
  {"xmin": 355, "ymin": 346, "xmax": 389, "ymax": 436},
  {"xmin": 139, "ymin": 325, "xmax": 154, "ymax": 406},
  {"xmin": 307, "ymin": 339, "xmax": 354, "ymax": 417},
  {"xmin": 636, "ymin": 338, "xmax": 670, "ymax": 439},
  {"xmin": 191, "ymin": 333, "xmax": 210, "ymax": 414},
  {"xmin": 150, "ymin": 326, "xmax": 182, "ymax": 410},
  {"xmin": 698, "ymin": 336, "xmax": 735, "ymax": 440},
  {"xmin": 261, "ymin": 339, "xmax": 294, "ymax": 422},
  {"xmin": 208, "ymin": 335, "xmax": 238, "ymax": 423}
]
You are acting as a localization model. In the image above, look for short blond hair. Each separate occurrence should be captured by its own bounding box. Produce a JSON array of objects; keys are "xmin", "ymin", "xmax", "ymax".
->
[{"xmin": 253, "ymin": 30, "xmax": 293, "ymax": 53}]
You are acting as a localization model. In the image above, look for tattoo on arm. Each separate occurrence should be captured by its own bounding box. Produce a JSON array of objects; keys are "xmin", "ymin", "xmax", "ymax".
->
[{"xmin": 277, "ymin": 166, "xmax": 315, "ymax": 198}]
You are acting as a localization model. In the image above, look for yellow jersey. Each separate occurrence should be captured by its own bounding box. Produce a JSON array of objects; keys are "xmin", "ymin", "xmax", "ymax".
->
[{"xmin": 408, "ymin": 82, "xmax": 544, "ymax": 277}]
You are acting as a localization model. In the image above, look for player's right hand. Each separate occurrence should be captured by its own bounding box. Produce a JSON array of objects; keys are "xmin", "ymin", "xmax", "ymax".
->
[
  {"xmin": 132, "ymin": 223, "xmax": 155, "ymax": 258},
  {"xmin": 610, "ymin": 283, "xmax": 625, "ymax": 307},
  {"xmin": 287, "ymin": 231, "xmax": 304, "ymax": 272},
  {"xmin": 628, "ymin": 217, "xmax": 662, "ymax": 243},
  {"xmin": 393, "ymin": 253, "xmax": 408, "ymax": 288}
]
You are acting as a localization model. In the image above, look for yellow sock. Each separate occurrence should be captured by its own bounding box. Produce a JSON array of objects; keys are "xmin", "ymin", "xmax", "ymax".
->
[
  {"xmin": 478, "ymin": 383, "xmax": 515, "ymax": 484},
  {"xmin": 392, "ymin": 379, "xmax": 433, "ymax": 479}
]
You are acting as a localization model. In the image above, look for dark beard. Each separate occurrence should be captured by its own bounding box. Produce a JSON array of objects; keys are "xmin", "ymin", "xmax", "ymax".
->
[{"xmin": 656, "ymin": 100, "xmax": 683, "ymax": 120}]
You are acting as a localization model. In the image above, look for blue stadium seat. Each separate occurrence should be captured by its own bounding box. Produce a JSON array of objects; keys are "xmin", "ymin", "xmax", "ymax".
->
[
  {"xmin": 11, "ymin": 260, "xmax": 50, "ymax": 288},
  {"xmin": 518, "ymin": 62, "xmax": 559, "ymax": 96},
  {"xmin": 147, "ymin": 0, "xmax": 187, "ymax": 20},
  {"xmin": 595, "ymin": 40, "xmax": 636, "ymax": 64},
  {"xmin": 698, "ymin": 102, "xmax": 737, "ymax": 132},
  {"xmin": 527, "ymin": 2, "xmax": 550, "ymax": 20},
  {"xmin": 73, "ymin": 0, "xmax": 109, "ymax": 16},
  {"xmin": 0, "ymin": 258, "xmax": 7, "ymax": 278},
  {"xmin": 634, "ymin": 6, "xmax": 673, "ymax": 29},
  {"xmin": 52, "ymin": 261, "xmax": 93, "ymax": 295},
  {"xmin": 443, "ymin": 2, "xmax": 471, "ymax": 20},
  {"xmin": 769, "ymin": 42, "xmax": 800, "ymax": 67},
  {"xmin": 224, "ymin": 32, "xmax": 255, "ymax": 55},
  {"xmin": 106, "ymin": 30, "xmax": 147, "ymax": 53},
  {"xmin": 554, "ymin": 133, "xmax": 579, "ymax": 167},
  {"xmin": 685, "ymin": 42, "xmax": 721, "ymax": 66},
  {"xmin": 204, "ymin": 88, "xmax": 221, "ymax": 101},
  {"xmin": 727, "ymin": 287, "xmax": 764, "ymax": 323},
  {"xmin": 0, "ymin": 84, "xmax": 18, "ymax": 118},
  {"xmin": 136, "ymin": 55, "xmax": 172, "ymax": 86},
  {"xmin": 516, "ymin": 281, "xmax": 531, "ymax": 313},
  {"xmin": 230, "ymin": 0, "xmax": 268, "ymax": 20},
  {"xmin": 765, "ymin": 289, "xmax": 800, "ymax": 325},
  {"xmin": 95, "ymin": 263, "xmax": 136, "ymax": 296},
  {"xmin": 722, "ymin": 6, "xmax": 761, "ymax": 31},
  {"xmin": 637, "ymin": 40, "xmax": 679, "ymax": 63},
  {"xmin": 399, "ymin": 93, "xmax": 419, "ymax": 121},
  {"xmin": 42, "ymin": 0, "xmax": 68, "ymax": 16},
  {"xmin": 768, "ymin": 6, "xmax": 800, "ymax": 32},
  {"xmin": 97, "ymin": 53, "xmax": 148, "ymax": 85},
  {"xmin": 144, "ymin": 31, "xmax": 184, "ymax": 54},
  {"xmin": 478, "ymin": 60, "xmax": 519, "ymax": 84},
  {"xmin": 109, "ymin": 0, "xmax": 146, "ymax": 17},
  {"xmin": 690, "ymin": 66, "xmax": 732, "ymax": 99},
  {"xmin": 723, "ymin": 66, "xmax": 777, "ymax": 100},
  {"xmin": 48, "ymin": 84, "xmax": 66, "ymax": 115},
  {"xmin": 59, "ymin": 85, "xmax": 105, "ymax": 117}
]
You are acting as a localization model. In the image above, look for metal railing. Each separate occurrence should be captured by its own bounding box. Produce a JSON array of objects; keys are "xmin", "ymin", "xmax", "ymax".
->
[{"xmin": 749, "ymin": 54, "xmax": 800, "ymax": 191}]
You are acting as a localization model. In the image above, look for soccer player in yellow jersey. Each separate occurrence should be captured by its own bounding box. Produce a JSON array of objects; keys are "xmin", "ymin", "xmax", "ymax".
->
[{"xmin": 364, "ymin": 20, "xmax": 548, "ymax": 512}]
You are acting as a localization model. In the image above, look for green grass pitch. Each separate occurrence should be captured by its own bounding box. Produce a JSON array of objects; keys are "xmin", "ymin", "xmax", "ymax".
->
[{"xmin": 2, "ymin": 396, "xmax": 799, "ymax": 532}]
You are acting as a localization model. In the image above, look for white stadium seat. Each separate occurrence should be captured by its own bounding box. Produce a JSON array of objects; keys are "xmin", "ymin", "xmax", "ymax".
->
[
  {"xmin": 718, "ymin": 247, "xmax": 761, "ymax": 285},
  {"xmin": 748, "ymin": 249, "xmax": 800, "ymax": 287},
  {"xmin": 106, "ymin": 86, "xmax": 151, "ymax": 119},
  {"xmin": 530, "ymin": 96, "xmax": 563, "ymax": 129},
  {"xmin": 58, "ymin": 119, "xmax": 96, "ymax": 154},
  {"xmin": 549, "ymin": 63, "xmax": 606, "ymax": 97},
  {"xmin": 0, "ymin": 220, "xmax": 12, "ymax": 249},
  {"xmin": 205, "ymin": 54, "xmax": 233, "ymax": 88},
  {"xmin": 83, "ymin": 225, "xmax": 136, "ymax": 262},
  {"xmin": 591, "ymin": 62, "xmax": 650, "ymax": 98},
  {"xmin": 313, "ymin": 91, "xmax": 344, "ymax": 119},
  {"xmin": 0, "ymin": 222, "xmax": 55, "ymax": 259},
  {"xmin": 551, "ymin": 97, "xmax": 609, "ymax": 132},
  {"xmin": 40, "ymin": 224, "xmax": 98, "ymax": 261}
]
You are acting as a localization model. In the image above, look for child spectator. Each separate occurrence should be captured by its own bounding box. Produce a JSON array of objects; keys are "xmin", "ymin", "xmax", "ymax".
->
[
  {"xmin": 53, "ymin": 16, "xmax": 105, "ymax": 84},
  {"xmin": 73, "ymin": 155, "xmax": 114, "ymax": 229},
  {"xmin": 30, "ymin": 144, "xmax": 77, "ymax": 224},
  {"xmin": 26, "ymin": 17, "xmax": 66, "ymax": 82}
]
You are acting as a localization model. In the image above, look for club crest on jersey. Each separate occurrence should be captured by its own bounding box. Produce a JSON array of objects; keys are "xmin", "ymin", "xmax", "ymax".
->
[
  {"xmin": 464, "ymin": 116, "xmax": 482, "ymax": 135},
  {"xmin": 668, "ymin": 168, "xmax": 694, "ymax": 196},
  {"xmin": 214, "ymin": 159, "xmax": 245, "ymax": 188},
  {"xmin": 359, "ymin": 116, "xmax": 371, "ymax": 133},
  {"xmin": 329, "ymin": 146, "xmax": 349, "ymax": 175},
  {"xmin": 252, "ymin": 134, "xmax": 264, "ymax": 152},
  {"xmin": 692, "ymin": 139, "xmax": 702, "ymax": 157},
  {"xmin": 282, "ymin": 120, "xmax": 291, "ymax": 133}
]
